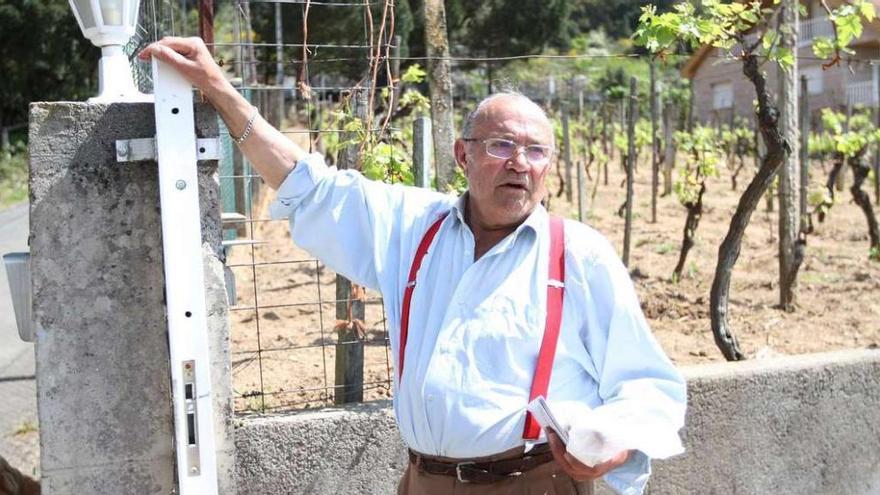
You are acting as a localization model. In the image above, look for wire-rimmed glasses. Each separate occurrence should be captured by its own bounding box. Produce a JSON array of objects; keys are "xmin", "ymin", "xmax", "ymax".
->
[{"xmin": 462, "ymin": 137, "xmax": 553, "ymax": 166}]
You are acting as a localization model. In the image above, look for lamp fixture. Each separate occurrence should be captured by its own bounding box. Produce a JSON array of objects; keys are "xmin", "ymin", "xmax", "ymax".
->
[{"xmin": 68, "ymin": 0, "xmax": 152, "ymax": 102}]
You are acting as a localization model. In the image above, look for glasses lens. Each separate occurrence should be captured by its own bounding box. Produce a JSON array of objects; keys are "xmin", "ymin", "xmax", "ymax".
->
[
  {"xmin": 525, "ymin": 146, "xmax": 550, "ymax": 164},
  {"xmin": 485, "ymin": 139, "xmax": 516, "ymax": 159}
]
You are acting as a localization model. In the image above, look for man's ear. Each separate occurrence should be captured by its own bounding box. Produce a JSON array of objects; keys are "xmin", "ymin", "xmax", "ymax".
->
[{"xmin": 454, "ymin": 139, "xmax": 469, "ymax": 176}]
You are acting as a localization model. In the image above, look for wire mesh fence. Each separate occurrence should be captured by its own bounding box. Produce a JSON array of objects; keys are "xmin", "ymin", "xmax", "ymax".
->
[
  {"xmin": 123, "ymin": 0, "xmax": 408, "ymax": 414},
  {"xmin": 203, "ymin": 0, "xmax": 393, "ymax": 414}
]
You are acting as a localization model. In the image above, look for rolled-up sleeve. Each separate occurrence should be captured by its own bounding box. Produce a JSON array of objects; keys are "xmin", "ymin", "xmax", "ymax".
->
[
  {"xmin": 579, "ymin": 232, "xmax": 687, "ymax": 494},
  {"xmin": 268, "ymin": 153, "xmax": 332, "ymax": 220}
]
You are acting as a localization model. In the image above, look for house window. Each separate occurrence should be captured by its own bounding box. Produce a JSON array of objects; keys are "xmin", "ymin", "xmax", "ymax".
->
[
  {"xmin": 712, "ymin": 82, "xmax": 734, "ymax": 109},
  {"xmin": 801, "ymin": 66, "xmax": 823, "ymax": 95}
]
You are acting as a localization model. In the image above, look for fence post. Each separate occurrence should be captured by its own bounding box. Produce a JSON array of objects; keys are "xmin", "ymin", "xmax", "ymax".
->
[
  {"xmin": 198, "ymin": 0, "xmax": 214, "ymax": 54},
  {"xmin": 838, "ymin": 101, "xmax": 852, "ymax": 192},
  {"xmin": 578, "ymin": 90, "xmax": 584, "ymax": 123},
  {"xmin": 391, "ymin": 35, "xmax": 402, "ymax": 116},
  {"xmin": 663, "ymin": 102, "xmax": 675, "ymax": 196},
  {"xmin": 800, "ymin": 76, "xmax": 810, "ymax": 228},
  {"xmin": 650, "ymin": 60, "xmax": 659, "ymax": 223},
  {"xmin": 623, "ymin": 77, "xmax": 638, "ymax": 267},
  {"xmin": 274, "ymin": 0, "xmax": 285, "ymax": 125},
  {"xmin": 334, "ymin": 91, "xmax": 368, "ymax": 404},
  {"xmin": 562, "ymin": 107, "xmax": 573, "ymax": 202},
  {"xmin": 414, "ymin": 116, "xmax": 433, "ymax": 189},
  {"xmin": 577, "ymin": 158, "xmax": 586, "ymax": 223},
  {"xmin": 875, "ymin": 79, "xmax": 880, "ymax": 205},
  {"xmin": 601, "ymin": 104, "xmax": 609, "ymax": 185},
  {"xmin": 232, "ymin": 0, "xmax": 242, "ymax": 80},
  {"xmin": 28, "ymin": 102, "xmax": 235, "ymax": 494}
]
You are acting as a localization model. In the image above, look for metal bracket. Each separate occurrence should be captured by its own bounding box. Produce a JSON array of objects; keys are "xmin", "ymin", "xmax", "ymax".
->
[
  {"xmin": 221, "ymin": 239, "xmax": 267, "ymax": 248},
  {"xmin": 115, "ymin": 137, "xmax": 220, "ymax": 163}
]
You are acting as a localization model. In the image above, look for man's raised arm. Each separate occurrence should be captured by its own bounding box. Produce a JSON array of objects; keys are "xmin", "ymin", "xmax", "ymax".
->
[{"xmin": 139, "ymin": 36, "xmax": 305, "ymax": 189}]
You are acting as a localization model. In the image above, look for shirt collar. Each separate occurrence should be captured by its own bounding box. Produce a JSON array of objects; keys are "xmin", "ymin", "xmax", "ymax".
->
[{"xmin": 450, "ymin": 192, "xmax": 548, "ymax": 237}]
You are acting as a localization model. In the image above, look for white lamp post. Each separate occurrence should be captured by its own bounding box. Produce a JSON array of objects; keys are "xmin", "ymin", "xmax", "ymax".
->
[{"xmin": 68, "ymin": 0, "xmax": 152, "ymax": 102}]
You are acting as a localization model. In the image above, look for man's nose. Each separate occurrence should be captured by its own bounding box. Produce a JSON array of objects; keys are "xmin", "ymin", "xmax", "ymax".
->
[{"xmin": 505, "ymin": 148, "xmax": 531, "ymax": 172}]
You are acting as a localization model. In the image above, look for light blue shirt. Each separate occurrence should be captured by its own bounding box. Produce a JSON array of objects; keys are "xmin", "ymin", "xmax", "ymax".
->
[{"xmin": 270, "ymin": 154, "xmax": 686, "ymax": 494}]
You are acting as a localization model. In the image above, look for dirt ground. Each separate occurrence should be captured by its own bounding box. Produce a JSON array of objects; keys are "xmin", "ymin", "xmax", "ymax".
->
[{"xmin": 227, "ymin": 141, "xmax": 880, "ymax": 413}]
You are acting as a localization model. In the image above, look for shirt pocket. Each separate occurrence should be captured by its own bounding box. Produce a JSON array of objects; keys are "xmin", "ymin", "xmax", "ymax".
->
[
  {"xmin": 471, "ymin": 293, "xmax": 541, "ymax": 341},
  {"xmin": 460, "ymin": 294, "xmax": 544, "ymax": 382}
]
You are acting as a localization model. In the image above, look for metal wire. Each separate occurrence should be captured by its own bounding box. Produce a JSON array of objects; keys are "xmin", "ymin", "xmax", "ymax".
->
[
  {"xmin": 225, "ymin": 257, "xmax": 324, "ymax": 265},
  {"xmin": 231, "ymin": 85, "xmax": 393, "ymax": 91},
  {"xmin": 230, "ymin": 336, "xmax": 389, "ymax": 354},
  {"xmin": 218, "ymin": 51, "xmax": 880, "ymax": 67},
  {"xmin": 229, "ymin": 295, "xmax": 384, "ymax": 311},
  {"xmin": 212, "ymin": 41, "xmax": 390, "ymax": 49},
  {"xmin": 247, "ymin": 0, "xmax": 382, "ymax": 5},
  {"xmin": 246, "ymin": 217, "xmax": 268, "ymax": 411},
  {"xmin": 314, "ymin": 260, "xmax": 331, "ymax": 409}
]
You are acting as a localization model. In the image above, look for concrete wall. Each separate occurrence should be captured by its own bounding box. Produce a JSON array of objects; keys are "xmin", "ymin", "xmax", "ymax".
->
[
  {"xmin": 235, "ymin": 349, "xmax": 880, "ymax": 495},
  {"xmin": 29, "ymin": 102, "xmax": 235, "ymax": 494}
]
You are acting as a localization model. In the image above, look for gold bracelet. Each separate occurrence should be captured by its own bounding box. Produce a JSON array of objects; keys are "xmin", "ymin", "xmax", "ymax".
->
[{"xmin": 232, "ymin": 106, "xmax": 259, "ymax": 145}]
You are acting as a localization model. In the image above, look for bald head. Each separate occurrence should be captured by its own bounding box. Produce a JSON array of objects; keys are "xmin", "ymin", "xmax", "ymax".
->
[{"xmin": 461, "ymin": 92, "xmax": 554, "ymax": 147}]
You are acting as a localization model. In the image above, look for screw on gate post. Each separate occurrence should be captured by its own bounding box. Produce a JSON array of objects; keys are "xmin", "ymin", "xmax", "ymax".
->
[
  {"xmin": 117, "ymin": 141, "xmax": 130, "ymax": 161},
  {"xmin": 176, "ymin": 180, "xmax": 187, "ymax": 190}
]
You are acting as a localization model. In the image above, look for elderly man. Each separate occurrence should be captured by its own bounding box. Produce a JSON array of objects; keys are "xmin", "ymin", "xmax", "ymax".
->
[{"xmin": 141, "ymin": 37, "xmax": 686, "ymax": 495}]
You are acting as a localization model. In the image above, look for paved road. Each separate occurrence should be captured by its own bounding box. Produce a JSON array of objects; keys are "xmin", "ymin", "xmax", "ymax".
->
[{"xmin": 0, "ymin": 202, "xmax": 39, "ymax": 477}]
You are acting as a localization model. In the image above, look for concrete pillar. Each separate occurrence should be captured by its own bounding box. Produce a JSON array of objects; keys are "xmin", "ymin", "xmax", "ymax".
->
[{"xmin": 28, "ymin": 102, "xmax": 235, "ymax": 494}]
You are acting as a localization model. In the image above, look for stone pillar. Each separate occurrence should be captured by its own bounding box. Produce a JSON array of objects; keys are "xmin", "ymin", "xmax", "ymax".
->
[{"xmin": 28, "ymin": 102, "xmax": 235, "ymax": 494}]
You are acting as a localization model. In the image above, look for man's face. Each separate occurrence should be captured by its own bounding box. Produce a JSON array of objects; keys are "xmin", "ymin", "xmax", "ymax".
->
[{"xmin": 454, "ymin": 97, "xmax": 554, "ymax": 229}]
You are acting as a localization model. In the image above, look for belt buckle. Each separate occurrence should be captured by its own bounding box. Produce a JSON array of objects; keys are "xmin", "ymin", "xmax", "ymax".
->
[{"xmin": 455, "ymin": 461, "xmax": 476, "ymax": 483}]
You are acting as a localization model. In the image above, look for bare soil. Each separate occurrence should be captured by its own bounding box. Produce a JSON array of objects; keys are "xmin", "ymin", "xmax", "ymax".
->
[{"xmin": 227, "ymin": 143, "xmax": 880, "ymax": 413}]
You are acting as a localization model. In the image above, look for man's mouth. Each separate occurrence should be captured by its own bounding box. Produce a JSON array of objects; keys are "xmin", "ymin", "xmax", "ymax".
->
[{"xmin": 500, "ymin": 183, "xmax": 528, "ymax": 191}]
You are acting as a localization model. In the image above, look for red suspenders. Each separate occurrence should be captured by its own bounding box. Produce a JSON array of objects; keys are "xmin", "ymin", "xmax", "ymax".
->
[
  {"xmin": 398, "ymin": 212, "xmax": 448, "ymax": 381},
  {"xmin": 522, "ymin": 215, "xmax": 565, "ymax": 440},
  {"xmin": 399, "ymin": 213, "xmax": 565, "ymax": 441}
]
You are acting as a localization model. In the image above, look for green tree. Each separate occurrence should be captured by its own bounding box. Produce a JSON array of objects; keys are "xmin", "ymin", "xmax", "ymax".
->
[
  {"xmin": 570, "ymin": 0, "xmax": 679, "ymax": 40},
  {"xmin": 819, "ymin": 108, "xmax": 880, "ymax": 258},
  {"xmin": 718, "ymin": 118, "xmax": 756, "ymax": 191},
  {"xmin": 671, "ymin": 125, "xmax": 720, "ymax": 282},
  {"xmin": 0, "ymin": 0, "xmax": 97, "ymax": 129},
  {"xmin": 408, "ymin": 0, "xmax": 574, "ymax": 74}
]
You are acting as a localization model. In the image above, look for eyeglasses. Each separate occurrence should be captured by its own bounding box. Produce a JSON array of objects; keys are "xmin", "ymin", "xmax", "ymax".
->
[{"xmin": 462, "ymin": 137, "xmax": 553, "ymax": 166}]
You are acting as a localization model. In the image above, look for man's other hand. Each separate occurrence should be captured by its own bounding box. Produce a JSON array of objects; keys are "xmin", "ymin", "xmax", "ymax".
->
[
  {"xmin": 546, "ymin": 428, "xmax": 631, "ymax": 482},
  {"xmin": 138, "ymin": 37, "xmax": 225, "ymax": 96}
]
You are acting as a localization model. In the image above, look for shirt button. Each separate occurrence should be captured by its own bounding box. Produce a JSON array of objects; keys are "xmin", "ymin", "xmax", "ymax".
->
[{"xmin": 426, "ymin": 394, "xmax": 434, "ymax": 401}]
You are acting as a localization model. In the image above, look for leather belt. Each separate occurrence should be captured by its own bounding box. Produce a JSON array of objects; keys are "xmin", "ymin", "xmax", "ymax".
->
[{"xmin": 408, "ymin": 444, "xmax": 555, "ymax": 484}]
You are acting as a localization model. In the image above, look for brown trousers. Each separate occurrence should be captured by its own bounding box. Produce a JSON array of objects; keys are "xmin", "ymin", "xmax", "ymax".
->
[
  {"xmin": 397, "ymin": 446, "xmax": 595, "ymax": 495},
  {"xmin": 0, "ymin": 455, "xmax": 40, "ymax": 495}
]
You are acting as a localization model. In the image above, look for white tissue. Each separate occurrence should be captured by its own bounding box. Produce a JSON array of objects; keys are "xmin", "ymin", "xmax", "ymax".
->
[{"xmin": 552, "ymin": 400, "xmax": 684, "ymax": 468}]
